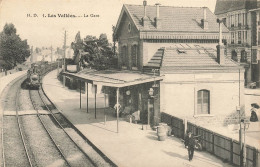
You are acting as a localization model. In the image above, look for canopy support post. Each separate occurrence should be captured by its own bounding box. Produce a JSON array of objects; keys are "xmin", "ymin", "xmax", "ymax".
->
[
  {"xmin": 104, "ymin": 94, "xmax": 106, "ymax": 125},
  {"xmin": 116, "ymin": 87, "xmax": 119, "ymax": 133},
  {"xmin": 80, "ymin": 80, "xmax": 82, "ymax": 109},
  {"xmin": 87, "ymin": 82, "xmax": 88, "ymax": 113},
  {"xmin": 95, "ymin": 85, "xmax": 97, "ymax": 119}
]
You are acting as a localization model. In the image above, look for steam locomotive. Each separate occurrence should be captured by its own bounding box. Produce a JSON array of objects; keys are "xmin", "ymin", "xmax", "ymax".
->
[{"xmin": 26, "ymin": 61, "xmax": 59, "ymax": 89}]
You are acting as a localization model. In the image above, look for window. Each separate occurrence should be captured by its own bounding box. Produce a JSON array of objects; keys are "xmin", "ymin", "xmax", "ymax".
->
[
  {"xmin": 128, "ymin": 23, "xmax": 131, "ymax": 32},
  {"xmin": 258, "ymin": 30, "xmax": 260, "ymax": 45},
  {"xmin": 131, "ymin": 45, "xmax": 138, "ymax": 68},
  {"xmin": 235, "ymin": 14, "xmax": 237, "ymax": 27},
  {"xmin": 242, "ymin": 13, "xmax": 245, "ymax": 25},
  {"xmin": 235, "ymin": 32, "xmax": 237, "ymax": 44},
  {"xmin": 238, "ymin": 14, "xmax": 241, "ymax": 26},
  {"xmin": 231, "ymin": 50, "xmax": 238, "ymax": 62},
  {"xmin": 231, "ymin": 32, "xmax": 235, "ymax": 44},
  {"xmin": 240, "ymin": 50, "xmax": 247, "ymax": 63},
  {"xmin": 121, "ymin": 46, "xmax": 127, "ymax": 67},
  {"xmin": 197, "ymin": 90, "xmax": 210, "ymax": 114},
  {"xmin": 238, "ymin": 31, "xmax": 241, "ymax": 44},
  {"xmin": 223, "ymin": 18, "xmax": 227, "ymax": 26},
  {"xmin": 244, "ymin": 13, "xmax": 247, "ymax": 26}
]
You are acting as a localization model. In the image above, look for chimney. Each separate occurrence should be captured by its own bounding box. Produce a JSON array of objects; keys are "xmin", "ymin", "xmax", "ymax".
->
[
  {"xmin": 201, "ymin": 7, "xmax": 208, "ymax": 30},
  {"xmin": 154, "ymin": 3, "xmax": 162, "ymax": 29},
  {"xmin": 216, "ymin": 18, "xmax": 225, "ymax": 65},
  {"xmin": 142, "ymin": 0, "xmax": 149, "ymax": 29}
]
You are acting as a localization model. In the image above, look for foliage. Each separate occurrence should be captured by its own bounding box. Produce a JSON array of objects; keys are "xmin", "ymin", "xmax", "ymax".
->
[
  {"xmin": 0, "ymin": 23, "xmax": 30, "ymax": 70},
  {"xmin": 71, "ymin": 32, "xmax": 117, "ymax": 70}
]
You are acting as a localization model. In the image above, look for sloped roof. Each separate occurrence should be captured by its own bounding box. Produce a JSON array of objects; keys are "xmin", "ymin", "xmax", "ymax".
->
[
  {"xmin": 144, "ymin": 44, "xmax": 241, "ymax": 72},
  {"xmin": 123, "ymin": 4, "xmax": 229, "ymax": 33},
  {"xmin": 215, "ymin": 0, "xmax": 257, "ymax": 15},
  {"xmin": 63, "ymin": 69, "xmax": 163, "ymax": 88}
]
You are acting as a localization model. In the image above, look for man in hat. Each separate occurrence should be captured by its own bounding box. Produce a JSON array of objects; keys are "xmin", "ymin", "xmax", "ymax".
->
[{"xmin": 184, "ymin": 131, "xmax": 195, "ymax": 161}]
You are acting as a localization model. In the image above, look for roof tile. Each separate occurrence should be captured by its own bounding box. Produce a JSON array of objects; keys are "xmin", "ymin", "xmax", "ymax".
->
[{"xmin": 125, "ymin": 4, "xmax": 229, "ymax": 32}]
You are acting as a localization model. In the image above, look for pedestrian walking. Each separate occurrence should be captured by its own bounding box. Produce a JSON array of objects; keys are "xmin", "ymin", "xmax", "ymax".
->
[{"xmin": 184, "ymin": 131, "xmax": 195, "ymax": 161}]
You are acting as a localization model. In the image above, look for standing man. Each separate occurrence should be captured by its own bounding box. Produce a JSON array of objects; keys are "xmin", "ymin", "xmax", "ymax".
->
[{"xmin": 184, "ymin": 131, "xmax": 195, "ymax": 161}]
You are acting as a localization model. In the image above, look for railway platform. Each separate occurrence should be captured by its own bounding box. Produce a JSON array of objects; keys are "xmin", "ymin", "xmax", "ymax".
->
[{"xmin": 42, "ymin": 70, "xmax": 233, "ymax": 167}]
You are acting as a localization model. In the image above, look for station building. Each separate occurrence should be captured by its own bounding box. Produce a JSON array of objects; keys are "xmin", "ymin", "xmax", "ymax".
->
[{"xmin": 64, "ymin": 1, "xmax": 244, "ymax": 127}]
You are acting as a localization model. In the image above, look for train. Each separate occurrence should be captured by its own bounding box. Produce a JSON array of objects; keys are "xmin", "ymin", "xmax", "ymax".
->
[{"xmin": 26, "ymin": 61, "xmax": 60, "ymax": 89}]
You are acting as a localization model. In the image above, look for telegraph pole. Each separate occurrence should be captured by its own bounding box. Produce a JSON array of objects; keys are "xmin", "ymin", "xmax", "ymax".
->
[
  {"xmin": 63, "ymin": 30, "xmax": 67, "ymax": 87},
  {"xmin": 30, "ymin": 46, "xmax": 33, "ymax": 62},
  {"xmin": 51, "ymin": 45, "xmax": 53, "ymax": 62}
]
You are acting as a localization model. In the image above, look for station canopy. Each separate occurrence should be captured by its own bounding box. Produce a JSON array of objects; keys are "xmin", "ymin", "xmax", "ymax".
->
[{"xmin": 62, "ymin": 69, "xmax": 163, "ymax": 88}]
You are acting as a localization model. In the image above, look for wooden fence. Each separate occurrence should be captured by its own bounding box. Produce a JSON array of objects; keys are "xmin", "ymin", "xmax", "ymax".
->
[
  {"xmin": 161, "ymin": 112, "xmax": 259, "ymax": 167},
  {"xmin": 161, "ymin": 112, "xmax": 184, "ymax": 139}
]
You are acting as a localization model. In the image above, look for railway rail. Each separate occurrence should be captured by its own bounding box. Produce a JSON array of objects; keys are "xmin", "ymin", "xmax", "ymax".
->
[
  {"xmin": 29, "ymin": 87, "xmax": 96, "ymax": 167},
  {"xmin": 38, "ymin": 88, "xmax": 97, "ymax": 166},
  {"xmin": 1, "ymin": 69, "xmax": 116, "ymax": 167},
  {"xmin": 1, "ymin": 75, "xmax": 32, "ymax": 167}
]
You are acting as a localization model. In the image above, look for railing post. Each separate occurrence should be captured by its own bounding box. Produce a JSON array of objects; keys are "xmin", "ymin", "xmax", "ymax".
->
[
  {"xmin": 253, "ymin": 148, "xmax": 257, "ymax": 167},
  {"xmin": 231, "ymin": 139, "xmax": 233, "ymax": 164},
  {"xmin": 212, "ymin": 132, "xmax": 215, "ymax": 154}
]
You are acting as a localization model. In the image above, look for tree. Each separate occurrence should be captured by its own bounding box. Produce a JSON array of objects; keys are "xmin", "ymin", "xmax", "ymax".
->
[
  {"xmin": 0, "ymin": 23, "xmax": 30, "ymax": 70},
  {"xmin": 71, "ymin": 32, "xmax": 118, "ymax": 70}
]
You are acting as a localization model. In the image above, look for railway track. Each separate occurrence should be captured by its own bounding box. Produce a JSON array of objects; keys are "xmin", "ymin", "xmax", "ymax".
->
[
  {"xmin": 28, "ymin": 88, "xmax": 72, "ymax": 166},
  {"xmin": 2, "ymin": 71, "xmax": 115, "ymax": 167},
  {"xmin": 29, "ymin": 87, "xmax": 96, "ymax": 167},
  {"xmin": 1, "ymin": 75, "xmax": 32, "ymax": 167},
  {"xmin": 15, "ymin": 82, "xmax": 34, "ymax": 167}
]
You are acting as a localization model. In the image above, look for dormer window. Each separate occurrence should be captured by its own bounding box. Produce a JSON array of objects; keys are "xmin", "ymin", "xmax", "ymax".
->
[{"xmin": 177, "ymin": 49, "xmax": 186, "ymax": 54}]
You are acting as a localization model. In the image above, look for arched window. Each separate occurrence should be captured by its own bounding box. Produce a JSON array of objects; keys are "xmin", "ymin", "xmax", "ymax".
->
[
  {"xmin": 131, "ymin": 45, "xmax": 138, "ymax": 68},
  {"xmin": 231, "ymin": 50, "xmax": 238, "ymax": 62},
  {"xmin": 121, "ymin": 45, "xmax": 127, "ymax": 67},
  {"xmin": 240, "ymin": 50, "xmax": 247, "ymax": 63},
  {"xmin": 197, "ymin": 90, "xmax": 210, "ymax": 114}
]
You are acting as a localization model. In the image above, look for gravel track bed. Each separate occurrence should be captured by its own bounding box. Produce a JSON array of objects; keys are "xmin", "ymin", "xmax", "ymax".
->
[
  {"xmin": 19, "ymin": 88, "xmax": 67, "ymax": 167},
  {"xmin": 21, "ymin": 115, "xmax": 67, "ymax": 167},
  {"xmin": 2, "ymin": 78, "xmax": 24, "ymax": 111},
  {"xmin": 65, "ymin": 128, "xmax": 114, "ymax": 167},
  {"xmin": 18, "ymin": 86, "xmax": 34, "ymax": 111},
  {"xmin": 29, "ymin": 89, "xmax": 44, "ymax": 110},
  {"xmin": 40, "ymin": 89, "xmax": 113, "ymax": 167},
  {"xmin": 41, "ymin": 115, "xmax": 95, "ymax": 167},
  {"xmin": 55, "ymin": 113, "xmax": 113, "ymax": 167},
  {"xmin": 3, "ymin": 116, "xmax": 29, "ymax": 166},
  {"xmin": 2, "ymin": 77, "xmax": 29, "ymax": 166}
]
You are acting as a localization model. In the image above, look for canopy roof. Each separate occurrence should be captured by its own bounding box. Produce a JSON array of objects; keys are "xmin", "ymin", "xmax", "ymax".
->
[{"xmin": 63, "ymin": 69, "xmax": 163, "ymax": 88}]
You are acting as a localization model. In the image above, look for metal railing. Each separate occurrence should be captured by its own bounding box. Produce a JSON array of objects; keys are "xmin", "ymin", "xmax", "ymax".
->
[{"xmin": 161, "ymin": 112, "xmax": 259, "ymax": 167}]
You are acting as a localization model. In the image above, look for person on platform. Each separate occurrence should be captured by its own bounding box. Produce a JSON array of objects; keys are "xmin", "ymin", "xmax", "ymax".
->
[
  {"xmin": 184, "ymin": 131, "xmax": 195, "ymax": 161},
  {"xmin": 114, "ymin": 103, "xmax": 122, "ymax": 117},
  {"xmin": 250, "ymin": 103, "xmax": 258, "ymax": 122}
]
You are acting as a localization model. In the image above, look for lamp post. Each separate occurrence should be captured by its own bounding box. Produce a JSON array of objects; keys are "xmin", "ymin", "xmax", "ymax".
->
[
  {"xmin": 148, "ymin": 88, "xmax": 154, "ymax": 128},
  {"xmin": 241, "ymin": 119, "xmax": 250, "ymax": 167},
  {"xmin": 237, "ymin": 105, "xmax": 250, "ymax": 167}
]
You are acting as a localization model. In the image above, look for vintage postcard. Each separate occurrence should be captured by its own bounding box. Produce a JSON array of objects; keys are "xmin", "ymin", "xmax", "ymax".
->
[{"xmin": 0, "ymin": 0, "xmax": 259, "ymax": 166}]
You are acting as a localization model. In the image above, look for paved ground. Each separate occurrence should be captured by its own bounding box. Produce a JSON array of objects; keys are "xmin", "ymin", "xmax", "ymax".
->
[
  {"xmin": 42, "ymin": 70, "xmax": 235, "ymax": 167},
  {"xmin": 0, "ymin": 71, "xmax": 27, "ymax": 95}
]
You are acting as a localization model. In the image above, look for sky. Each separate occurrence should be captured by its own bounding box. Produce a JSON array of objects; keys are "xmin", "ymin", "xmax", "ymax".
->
[{"xmin": 0, "ymin": 0, "xmax": 217, "ymax": 49}]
